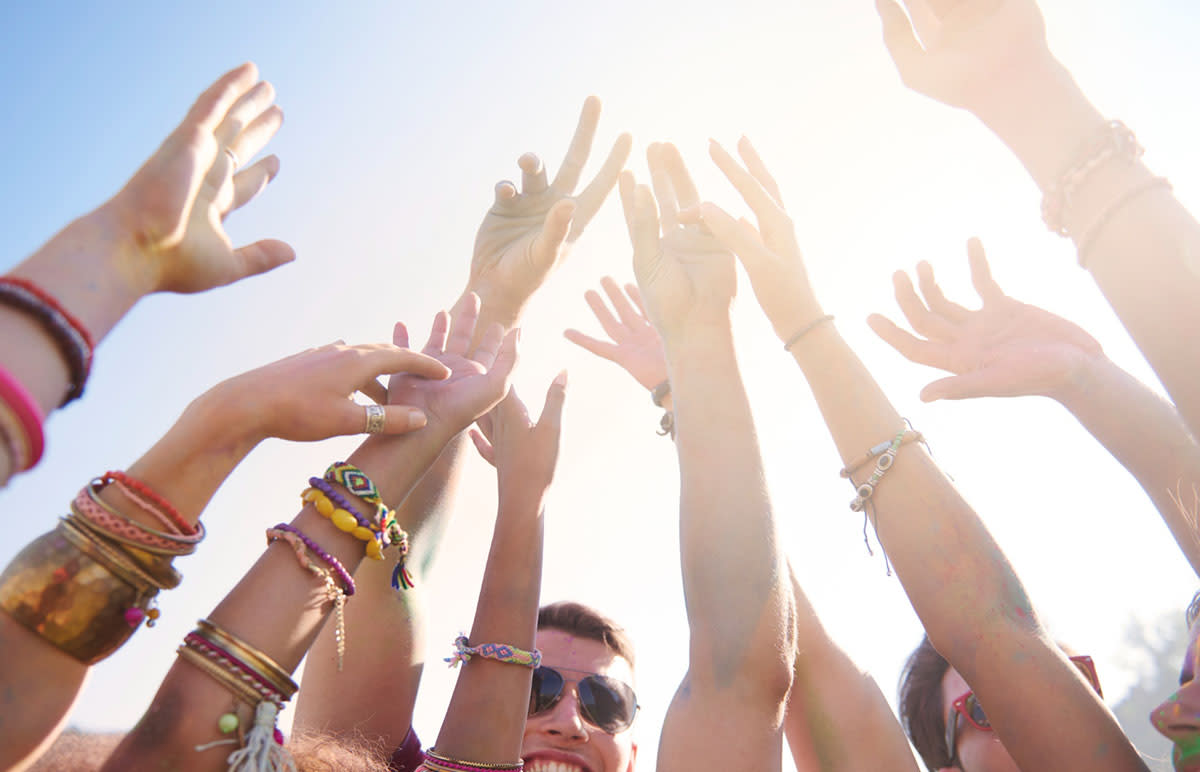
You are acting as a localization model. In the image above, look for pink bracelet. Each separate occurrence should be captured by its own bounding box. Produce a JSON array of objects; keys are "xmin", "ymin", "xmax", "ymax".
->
[
  {"xmin": 103, "ymin": 470, "xmax": 196, "ymax": 536},
  {"xmin": 76, "ymin": 483, "xmax": 205, "ymax": 553},
  {"xmin": 0, "ymin": 364, "xmax": 45, "ymax": 470}
]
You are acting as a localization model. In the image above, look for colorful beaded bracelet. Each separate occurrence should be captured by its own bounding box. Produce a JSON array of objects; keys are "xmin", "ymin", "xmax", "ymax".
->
[
  {"xmin": 268, "ymin": 522, "xmax": 355, "ymax": 596},
  {"xmin": 444, "ymin": 634, "xmax": 541, "ymax": 669},
  {"xmin": 310, "ymin": 466, "xmax": 414, "ymax": 590},
  {"xmin": 0, "ymin": 277, "xmax": 94, "ymax": 404},
  {"xmin": 267, "ymin": 525, "xmax": 350, "ymax": 670},
  {"xmin": 302, "ymin": 486, "xmax": 383, "ymax": 558},
  {"xmin": 307, "ymin": 477, "xmax": 375, "ymax": 533},
  {"xmin": 0, "ymin": 363, "xmax": 45, "ymax": 470}
]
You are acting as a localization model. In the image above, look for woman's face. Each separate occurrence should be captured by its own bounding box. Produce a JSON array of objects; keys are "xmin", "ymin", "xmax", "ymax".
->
[{"xmin": 1151, "ymin": 617, "xmax": 1200, "ymax": 771}]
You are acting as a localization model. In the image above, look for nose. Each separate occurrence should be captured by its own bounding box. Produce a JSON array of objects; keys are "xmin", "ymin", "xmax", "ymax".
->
[
  {"xmin": 538, "ymin": 686, "xmax": 590, "ymax": 742},
  {"xmin": 1151, "ymin": 688, "xmax": 1200, "ymax": 742}
]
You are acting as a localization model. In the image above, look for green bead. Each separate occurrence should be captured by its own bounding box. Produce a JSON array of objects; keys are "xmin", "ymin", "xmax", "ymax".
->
[{"xmin": 218, "ymin": 713, "xmax": 239, "ymax": 734}]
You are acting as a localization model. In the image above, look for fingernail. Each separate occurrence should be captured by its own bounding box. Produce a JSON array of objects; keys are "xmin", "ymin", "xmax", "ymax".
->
[
  {"xmin": 553, "ymin": 369, "xmax": 569, "ymax": 388},
  {"xmin": 408, "ymin": 409, "xmax": 427, "ymax": 430}
]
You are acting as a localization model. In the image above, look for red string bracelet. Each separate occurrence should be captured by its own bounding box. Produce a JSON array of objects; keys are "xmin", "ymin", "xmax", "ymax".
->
[{"xmin": 102, "ymin": 470, "xmax": 196, "ymax": 536}]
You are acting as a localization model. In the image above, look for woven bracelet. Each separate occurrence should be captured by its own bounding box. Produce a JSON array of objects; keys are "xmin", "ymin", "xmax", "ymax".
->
[
  {"xmin": 0, "ymin": 277, "xmax": 94, "ymax": 404},
  {"xmin": 444, "ymin": 634, "xmax": 541, "ymax": 669}
]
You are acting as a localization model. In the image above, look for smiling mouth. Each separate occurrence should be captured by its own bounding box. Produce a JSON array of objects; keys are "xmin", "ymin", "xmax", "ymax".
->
[{"xmin": 525, "ymin": 760, "xmax": 588, "ymax": 772}]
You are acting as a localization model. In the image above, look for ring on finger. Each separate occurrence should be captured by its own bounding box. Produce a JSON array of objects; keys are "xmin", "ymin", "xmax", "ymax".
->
[
  {"xmin": 364, "ymin": 404, "xmax": 386, "ymax": 434},
  {"xmin": 224, "ymin": 147, "xmax": 241, "ymax": 171}
]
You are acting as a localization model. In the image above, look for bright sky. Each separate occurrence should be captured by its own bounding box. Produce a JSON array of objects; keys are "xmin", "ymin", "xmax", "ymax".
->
[{"xmin": 2, "ymin": 1, "xmax": 1199, "ymax": 768}]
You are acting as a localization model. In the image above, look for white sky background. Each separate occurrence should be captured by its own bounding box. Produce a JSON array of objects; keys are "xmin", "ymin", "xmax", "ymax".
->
[{"xmin": 1, "ymin": 0, "xmax": 1198, "ymax": 767}]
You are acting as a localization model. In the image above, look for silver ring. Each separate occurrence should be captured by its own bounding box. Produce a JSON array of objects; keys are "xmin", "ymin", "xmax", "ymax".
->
[
  {"xmin": 364, "ymin": 404, "xmax": 386, "ymax": 434},
  {"xmin": 224, "ymin": 147, "xmax": 241, "ymax": 171}
]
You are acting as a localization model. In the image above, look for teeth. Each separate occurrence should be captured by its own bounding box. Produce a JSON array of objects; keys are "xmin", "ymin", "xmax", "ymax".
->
[{"xmin": 527, "ymin": 762, "xmax": 582, "ymax": 772}]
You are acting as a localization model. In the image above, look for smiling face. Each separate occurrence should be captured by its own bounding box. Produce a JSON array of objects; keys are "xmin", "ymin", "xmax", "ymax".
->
[
  {"xmin": 1151, "ymin": 617, "xmax": 1200, "ymax": 771},
  {"xmin": 522, "ymin": 628, "xmax": 638, "ymax": 772}
]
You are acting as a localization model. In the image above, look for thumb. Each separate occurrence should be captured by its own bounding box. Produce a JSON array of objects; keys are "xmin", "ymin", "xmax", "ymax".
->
[{"xmin": 232, "ymin": 238, "xmax": 295, "ymax": 281}]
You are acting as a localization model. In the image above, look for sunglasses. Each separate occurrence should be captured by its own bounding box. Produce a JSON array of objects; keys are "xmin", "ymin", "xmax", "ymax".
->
[
  {"xmin": 529, "ymin": 665, "xmax": 639, "ymax": 734},
  {"xmin": 944, "ymin": 655, "xmax": 1101, "ymax": 763}
]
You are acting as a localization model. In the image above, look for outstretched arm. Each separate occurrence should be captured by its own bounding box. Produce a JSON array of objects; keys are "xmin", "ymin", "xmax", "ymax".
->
[
  {"xmin": 623, "ymin": 143, "xmax": 794, "ymax": 772},
  {"xmin": 876, "ymin": 0, "xmax": 1200, "ymax": 447},
  {"xmin": 0, "ymin": 340, "xmax": 448, "ymax": 771},
  {"xmin": 696, "ymin": 137, "xmax": 1144, "ymax": 770},
  {"xmin": 99, "ymin": 310, "xmax": 515, "ymax": 771},
  {"xmin": 430, "ymin": 378, "xmax": 565, "ymax": 763},
  {"xmin": 869, "ymin": 238, "xmax": 1200, "ymax": 577},
  {"xmin": 294, "ymin": 100, "xmax": 628, "ymax": 755},
  {"xmin": 0, "ymin": 63, "xmax": 291, "ymax": 480}
]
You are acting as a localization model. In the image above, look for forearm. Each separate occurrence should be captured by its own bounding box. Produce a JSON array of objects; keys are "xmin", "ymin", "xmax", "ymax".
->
[
  {"xmin": 1059, "ymin": 357, "xmax": 1200, "ymax": 576},
  {"xmin": 668, "ymin": 327, "xmax": 792, "ymax": 701},
  {"xmin": 105, "ymin": 429, "xmax": 450, "ymax": 770},
  {"xmin": 2, "ymin": 204, "xmax": 152, "ymax": 415},
  {"xmin": 789, "ymin": 324, "xmax": 1143, "ymax": 770},
  {"xmin": 784, "ymin": 574, "xmax": 916, "ymax": 772},
  {"xmin": 435, "ymin": 487, "xmax": 545, "ymax": 762}
]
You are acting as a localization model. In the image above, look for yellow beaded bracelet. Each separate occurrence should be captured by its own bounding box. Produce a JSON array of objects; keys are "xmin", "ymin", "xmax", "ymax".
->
[{"xmin": 301, "ymin": 487, "xmax": 383, "ymax": 560}]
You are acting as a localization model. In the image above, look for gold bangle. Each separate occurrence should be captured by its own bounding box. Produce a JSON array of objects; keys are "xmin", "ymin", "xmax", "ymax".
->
[
  {"xmin": 68, "ymin": 504, "xmax": 188, "ymax": 589},
  {"xmin": 425, "ymin": 749, "xmax": 525, "ymax": 770},
  {"xmin": 0, "ymin": 523, "xmax": 157, "ymax": 663},
  {"xmin": 62, "ymin": 516, "xmax": 180, "ymax": 591},
  {"xmin": 177, "ymin": 644, "xmax": 264, "ymax": 707},
  {"xmin": 194, "ymin": 619, "xmax": 298, "ymax": 700}
]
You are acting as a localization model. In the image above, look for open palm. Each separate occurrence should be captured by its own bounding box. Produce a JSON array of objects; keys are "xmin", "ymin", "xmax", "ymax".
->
[
  {"xmin": 868, "ymin": 238, "xmax": 1102, "ymax": 401},
  {"xmin": 385, "ymin": 295, "xmax": 516, "ymax": 434}
]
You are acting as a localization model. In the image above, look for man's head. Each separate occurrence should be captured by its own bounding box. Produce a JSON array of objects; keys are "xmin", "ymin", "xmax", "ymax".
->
[{"xmin": 522, "ymin": 601, "xmax": 638, "ymax": 772}]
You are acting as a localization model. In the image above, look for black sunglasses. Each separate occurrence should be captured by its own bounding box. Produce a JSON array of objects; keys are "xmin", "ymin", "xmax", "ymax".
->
[{"xmin": 529, "ymin": 665, "xmax": 639, "ymax": 733}]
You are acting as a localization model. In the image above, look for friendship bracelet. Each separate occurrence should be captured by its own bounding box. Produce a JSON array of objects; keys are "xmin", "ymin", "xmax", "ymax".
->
[
  {"xmin": 783, "ymin": 314, "xmax": 835, "ymax": 352},
  {"xmin": 1042, "ymin": 120, "xmax": 1143, "ymax": 237},
  {"xmin": 85, "ymin": 481, "xmax": 205, "ymax": 545},
  {"xmin": 195, "ymin": 618, "xmax": 298, "ymax": 700},
  {"xmin": 0, "ymin": 364, "xmax": 44, "ymax": 470},
  {"xmin": 178, "ymin": 642, "xmax": 269, "ymax": 708},
  {"xmin": 325, "ymin": 461, "xmax": 385, "ymax": 508},
  {"xmin": 848, "ymin": 428, "xmax": 907, "ymax": 513},
  {"xmin": 444, "ymin": 634, "xmax": 541, "ymax": 669},
  {"xmin": 102, "ymin": 470, "xmax": 196, "ymax": 536},
  {"xmin": 1076, "ymin": 176, "xmax": 1173, "ymax": 268},
  {"xmin": 69, "ymin": 500, "xmax": 194, "ymax": 561},
  {"xmin": 840, "ymin": 430, "xmax": 924, "ymax": 479},
  {"xmin": 268, "ymin": 523, "xmax": 356, "ymax": 595},
  {"xmin": 0, "ymin": 278, "xmax": 94, "ymax": 404},
  {"xmin": 423, "ymin": 749, "xmax": 524, "ymax": 771}
]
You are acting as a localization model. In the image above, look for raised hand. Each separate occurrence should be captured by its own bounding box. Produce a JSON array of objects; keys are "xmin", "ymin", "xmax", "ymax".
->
[
  {"xmin": 875, "ymin": 0, "xmax": 1052, "ymax": 113},
  {"xmin": 564, "ymin": 277, "xmax": 667, "ymax": 391},
  {"xmin": 385, "ymin": 293, "xmax": 519, "ymax": 435},
  {"xmin": 107, "ymin": 62, "xmax": 293, "ymax": 294},
  {"xmin": 205, "ymin": 342, "xmax": 450, "ymax": 444},
  {"xmin": 469, "ymin": 373, "xmax": 567, "ymax": 496},
  {"xmin": 468, "ymin": 97, "xmax": 632, "ymax": 322},
  {"xmin": 693, "ymin": 137, "xmax": 824, "ymax": 341},
  {"xmin": 868, "ymin": 237, "xmax": 1103, "ymax": 401},
  {"xmin": 620, "ymin": 143, "xmax": 735, "ymax": 345}
]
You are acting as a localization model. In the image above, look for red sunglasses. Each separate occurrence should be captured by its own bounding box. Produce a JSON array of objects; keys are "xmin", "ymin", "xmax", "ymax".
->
[{"xmin": 944, "ymin": 655, "xmax": 1101, "ymax": 763}]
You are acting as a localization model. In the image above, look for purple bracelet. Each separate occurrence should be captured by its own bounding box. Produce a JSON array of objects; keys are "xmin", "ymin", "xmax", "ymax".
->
[
  {"xmin": 270, "ymin": 522, "xmax": 357, "ymax": 596},
  {"xmin": 308, "ymin": 477, "xmax": 374, "ymax": 530}
]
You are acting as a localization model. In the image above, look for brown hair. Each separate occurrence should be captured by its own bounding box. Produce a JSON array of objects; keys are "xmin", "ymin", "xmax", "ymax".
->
[
  {"xmin": 538, "ymin": 601, "xmax": 635, "ymax": 669},
  {"xmin": 898, "ymin": 635, "xmax": 953, "ymax": 771}
]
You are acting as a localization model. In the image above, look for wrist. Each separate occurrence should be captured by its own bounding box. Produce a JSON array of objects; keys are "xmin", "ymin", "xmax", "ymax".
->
[
  {"xmin": 1051, "ymin": 352, "xmax": 1116, "ymax": 410},
  {"xmin": 664, "ymin": 322, "xmax": 736, "ymax": 366},
  {"xmin": 972, "ymin": 57, "xmax": 1107, "ymax": 189},
  {"xmin": 462, "ymin": 285, "xmax": 522, "ymax": 332}
]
